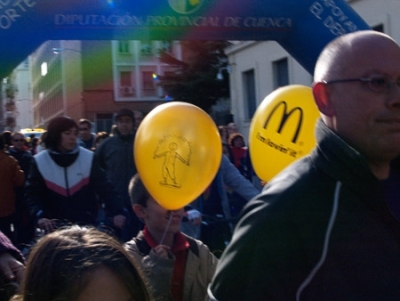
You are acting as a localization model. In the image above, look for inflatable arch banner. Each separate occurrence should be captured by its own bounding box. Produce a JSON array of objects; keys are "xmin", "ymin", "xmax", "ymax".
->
[{"xmin": 0, "ymin": 0, "xmax": 369, "ymax": 78}]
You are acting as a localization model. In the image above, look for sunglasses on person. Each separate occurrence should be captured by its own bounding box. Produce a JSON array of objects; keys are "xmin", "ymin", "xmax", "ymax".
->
[
  {"xmin": 13, "ymin": 139, "xmax": 25, "ymax": 142},
  {"xmin": 323, "ymin": 74, "xmax": 400, "ymax": 93}
]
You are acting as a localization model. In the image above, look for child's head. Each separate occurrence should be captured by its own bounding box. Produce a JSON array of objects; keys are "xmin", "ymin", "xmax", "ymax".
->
[
  {"xmin": 129, "ymin": 173, "xmax": 152, "ymax": 208},
  {"xmin": 229, "ymin": 132, "xmax": 245, "ymax": 148},
  {"xmin": 129, "ymin": 174, "xmax": 184, "ymax": 237},
  {"xmin": 13, "ymin": 226, "xmax": 150, "ymax": 301}
]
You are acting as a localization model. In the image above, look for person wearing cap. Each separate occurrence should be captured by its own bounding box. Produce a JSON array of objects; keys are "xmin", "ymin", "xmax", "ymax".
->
[{"xmin": 95, "ymin": 108, "xmax": 142, "ymax": 241}]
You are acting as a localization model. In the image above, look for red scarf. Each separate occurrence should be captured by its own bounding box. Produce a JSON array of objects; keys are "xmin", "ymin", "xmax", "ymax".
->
[
  {"xmin": 231, "ymin": 146, "xmax": 246, "ymax": 168},
  {"xmin": 143, "ymin": 227, "xmax": 190, "ymax": 301}
]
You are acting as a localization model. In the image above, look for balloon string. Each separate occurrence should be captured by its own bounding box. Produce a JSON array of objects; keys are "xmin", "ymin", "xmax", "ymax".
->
[{"xmin": 159, "ymin": 212, "xmax": 173, "ymax": 246}]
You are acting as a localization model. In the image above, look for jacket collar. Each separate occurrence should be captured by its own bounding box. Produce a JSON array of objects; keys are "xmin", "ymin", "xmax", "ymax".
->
[{"xmin": 311, "ymin": 119, "xmax": 382, "ymax": 199}]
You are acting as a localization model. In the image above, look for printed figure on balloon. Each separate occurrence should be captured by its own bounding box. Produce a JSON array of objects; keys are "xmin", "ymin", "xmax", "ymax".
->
[
  {"xmin": 135, "ymin": 101, "xmax": 221, "ymax": 211},
  {"xmin": 153, "ymin": 135, "xmax": 192, "ymax": 188}
]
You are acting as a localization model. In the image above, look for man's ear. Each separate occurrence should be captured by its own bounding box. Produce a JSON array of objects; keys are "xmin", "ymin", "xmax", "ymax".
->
[
  {"xmin": 133, "ymin": 204, "xmax": 146, "ymax": 220},
  {"xmin": 312, "ymin": 82, "xmax": 336, "ymax": 117}
]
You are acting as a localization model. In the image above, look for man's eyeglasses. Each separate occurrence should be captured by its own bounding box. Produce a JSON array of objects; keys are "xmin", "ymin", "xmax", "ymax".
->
[
  {"xmin": 79, "ymin": 128, "xmax": 89, "ymax": 131},
  {"xmin": 13, "ymin": 139, "xmax": 24, "ymax": 142},
  {"xmin": 322, "ymin": 74, "xmax": 400, "ymax": 93}
]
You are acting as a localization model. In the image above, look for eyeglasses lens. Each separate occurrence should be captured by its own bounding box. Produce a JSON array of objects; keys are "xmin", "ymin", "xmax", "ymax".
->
[{"xmin": 368, "ymin": 76, "xmax": 389, "ymax": 92}]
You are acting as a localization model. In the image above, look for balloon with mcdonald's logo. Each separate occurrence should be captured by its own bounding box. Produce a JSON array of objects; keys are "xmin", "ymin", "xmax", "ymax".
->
[{"xmin": 249, "ymin": 85, "xmax": 320, "ymax": 183}]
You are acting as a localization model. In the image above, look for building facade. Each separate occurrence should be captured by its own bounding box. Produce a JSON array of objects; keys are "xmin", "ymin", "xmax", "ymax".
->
[{"xmin": 29, "ymin": 40, "xmax": 180, "ymax": 132}]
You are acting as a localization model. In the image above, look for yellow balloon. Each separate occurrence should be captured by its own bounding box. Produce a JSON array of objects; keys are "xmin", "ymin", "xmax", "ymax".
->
[
  {"xmin": 249, "ymin": 85, "xmax": 320, "ymax": 183},
  {"xmin": 134, "ymin": 102, "xmax": 222, "ymax": 210}
]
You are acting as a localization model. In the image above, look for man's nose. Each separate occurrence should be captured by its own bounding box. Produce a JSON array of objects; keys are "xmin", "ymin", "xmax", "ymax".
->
[{"xmin": 387, "ymin": 81, "xmax": 400, "ymax": 108}]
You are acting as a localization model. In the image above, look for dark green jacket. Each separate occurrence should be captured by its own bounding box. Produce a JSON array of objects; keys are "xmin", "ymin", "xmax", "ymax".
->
[{"xmin": 209, "ymin": 120, "xmax": 400, "ymax": 301}]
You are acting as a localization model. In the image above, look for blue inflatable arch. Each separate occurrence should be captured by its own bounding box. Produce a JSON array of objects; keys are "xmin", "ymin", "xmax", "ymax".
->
[{"xmin": 0, "ymin": 0, "xmax": 369, "ymax": 78}]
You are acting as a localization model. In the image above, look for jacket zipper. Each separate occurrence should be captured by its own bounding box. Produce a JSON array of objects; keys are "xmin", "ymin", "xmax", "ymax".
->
[{"xmin": 64, "ymin": 167, "xmax": 70, "ymax": 197}]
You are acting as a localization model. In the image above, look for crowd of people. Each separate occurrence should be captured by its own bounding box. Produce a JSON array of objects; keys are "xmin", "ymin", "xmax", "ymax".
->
[
  {"xmin": 0, "ymin": 101, "xmax": 259, "ymax": 300},
  {"xmin": 0, "ymin": 30, "xmax": 400, "ymax": 300}
]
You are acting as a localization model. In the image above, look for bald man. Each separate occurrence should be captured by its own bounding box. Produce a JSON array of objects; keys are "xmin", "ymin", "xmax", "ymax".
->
[{"xmin": 208, "ymin": 31, "xmax": 400, "ymax": 300}]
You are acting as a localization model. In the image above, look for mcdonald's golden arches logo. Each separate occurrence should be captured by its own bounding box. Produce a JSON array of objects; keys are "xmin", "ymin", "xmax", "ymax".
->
[{"xmin": 262, "ymin": 100, "xmax": 304, "ymax": 144}]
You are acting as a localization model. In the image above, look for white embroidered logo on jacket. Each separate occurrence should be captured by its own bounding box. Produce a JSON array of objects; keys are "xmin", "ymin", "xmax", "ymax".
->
[{"xmin": 35, "ymin": 148, "xmax": 93, "ymax": 197}]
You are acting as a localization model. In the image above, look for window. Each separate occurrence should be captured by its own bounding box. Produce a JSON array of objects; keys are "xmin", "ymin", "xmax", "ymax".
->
[
  {"xmin": 96, "ymin": 113, "xmax": 113, "ymax": 133},
  {"xmin": 41, "ymin": 62, "xmax": 47, "ymax": 76},
  {"xmin": 120, "ymin": 71, "xmax": 131, "ymax": 87},
  {"xmin": 243, "ymin": 69, "xmax": 257, "ymax": 120},
  {"xmin": 273, "ymin": 58, "xmax": 289, "ymax": 89},
  {"xmin": 142, "ymin": 71, "xmax": 156, "ymax": 96},
  {"xmin": 160, "ymin": 40, "xmax": 173, "ymax": 53},
  {"xmin": 119, "ymin": 71, "xmax": 135, "ymax": 97},
  {"xmin": 118, "ymin": 41, "xmax": 131, "ymax": 54},
  {"xmin": 373, "ymin": 24, "xmax": 384, "ymax": 32},
  {"xmin": 140, "ymin": 41, "xmax": 153, "ymax": 56}
]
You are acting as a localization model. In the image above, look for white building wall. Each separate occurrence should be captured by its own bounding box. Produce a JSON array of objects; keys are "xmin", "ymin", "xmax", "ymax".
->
[
  {"xmin": 14, "ymin": 59, "xmax": 34, "ymax": 130},
  {"xmin": 351, "ymin": 0, "xmax": 400, "ymax": 36},
  {"xmin": 227, "ymin": 41, "xmax": 312, "ymax": 142},
  {"xmin": 227, "ymin": 0, "xmax": 400, "ymax": 142}
]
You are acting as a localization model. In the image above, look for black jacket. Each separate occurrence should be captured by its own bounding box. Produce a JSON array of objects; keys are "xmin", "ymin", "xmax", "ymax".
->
[
  {"xmin": 209, "ymin": 120, "xmax": 400, "ymax": 301},
  {"xmin": 8, "ymin": 147, "xmax": 32, "ymax": 175},
  {"xmin": 25, "ymin": 147, "xmax": 124, "ymax": 225},
  {"xmin": 95, "ymin": 131, "xmax": 136, "ymax": 208}
]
